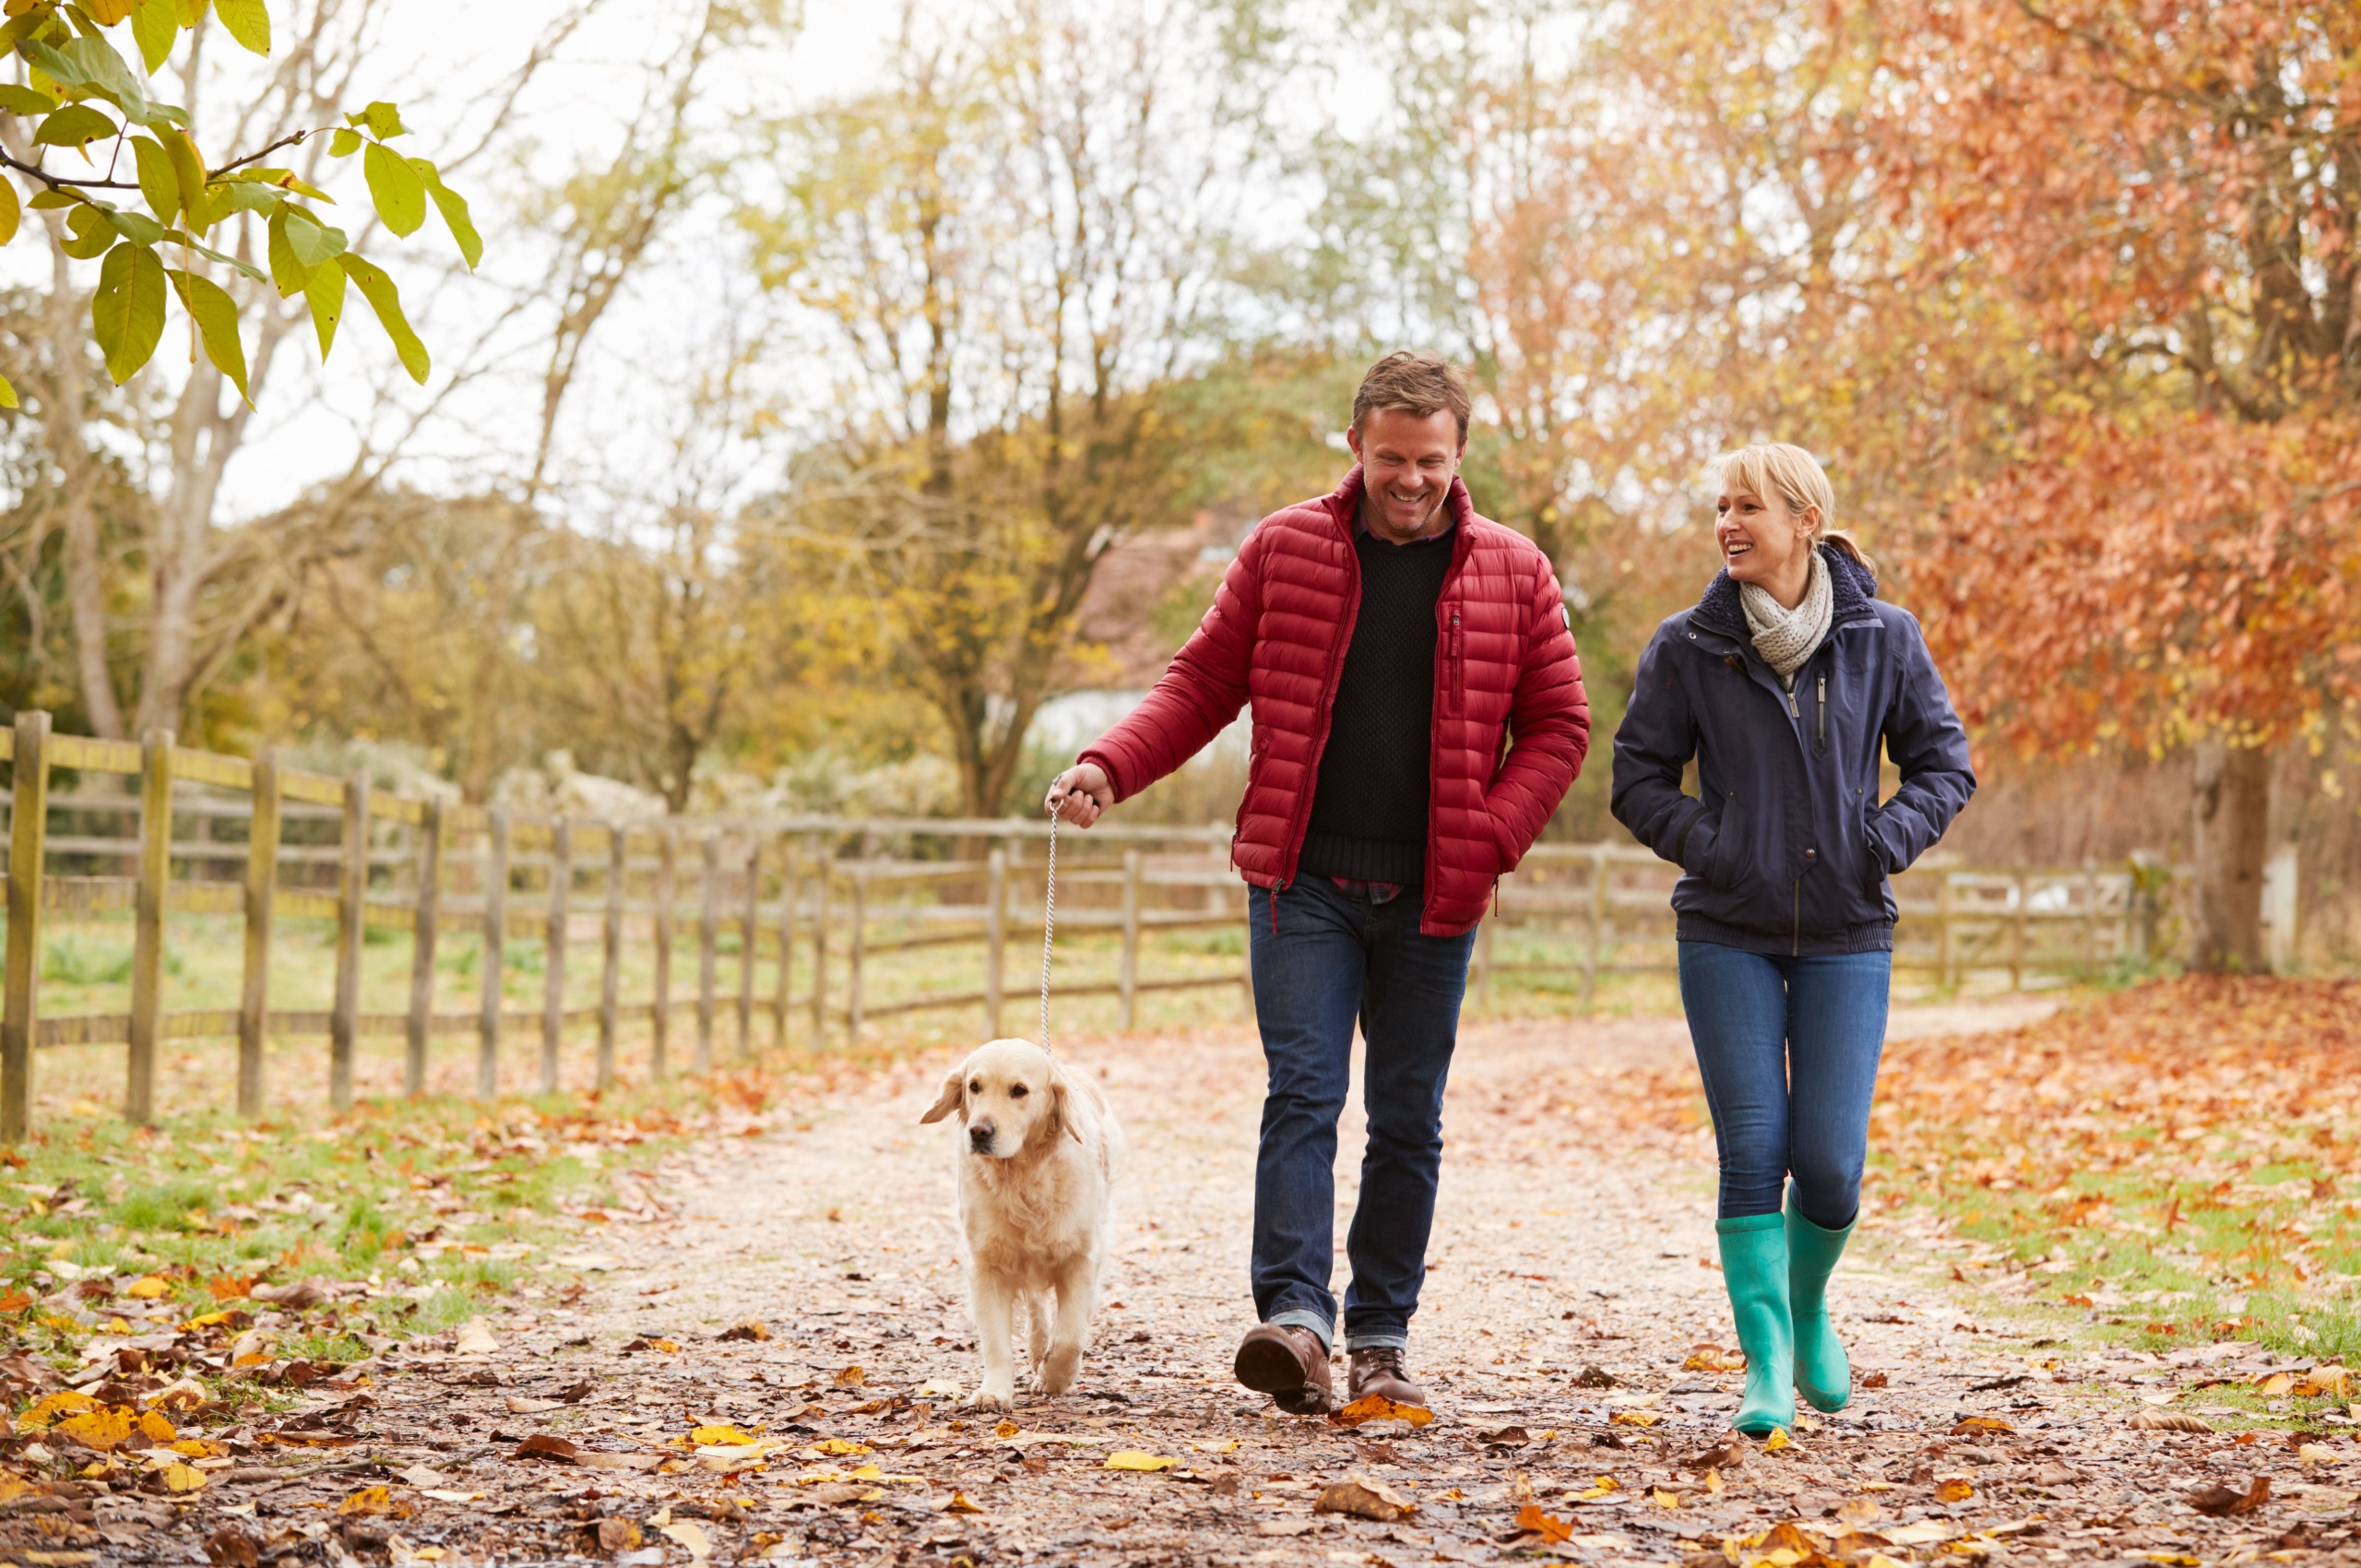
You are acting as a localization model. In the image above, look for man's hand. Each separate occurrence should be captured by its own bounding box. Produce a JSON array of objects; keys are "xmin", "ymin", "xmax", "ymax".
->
[{"xmin": 1045, "ymin": 762, "xmax": 1113, "ymax": 827}]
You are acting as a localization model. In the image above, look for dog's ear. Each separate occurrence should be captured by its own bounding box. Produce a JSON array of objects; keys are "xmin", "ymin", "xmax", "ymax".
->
[
  {"xmin": 919, "ymin": 1068, "xmax": 966, "ymax": 1125},
  {"xmin": 1049, "ymin": 1069, "xmax": 1084, "ymax": 1145}
]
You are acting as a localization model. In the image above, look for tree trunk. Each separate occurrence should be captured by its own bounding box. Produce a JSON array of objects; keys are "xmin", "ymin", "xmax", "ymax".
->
[{"xmin": 2190, "ymin": 739, "xmax": 2272, "ymax": 974}]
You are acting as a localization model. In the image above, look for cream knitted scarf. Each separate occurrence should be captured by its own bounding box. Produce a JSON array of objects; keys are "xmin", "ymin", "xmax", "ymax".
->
[{"xmin": 1740, "ymin": 549, "xmax": 1832, "ymax": 689}]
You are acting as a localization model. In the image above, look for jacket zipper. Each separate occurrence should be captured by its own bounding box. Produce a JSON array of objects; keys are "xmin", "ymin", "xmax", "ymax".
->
[{"xmin": 1815, "ymin": 673, "xmax": 1827, "ymax": 754}]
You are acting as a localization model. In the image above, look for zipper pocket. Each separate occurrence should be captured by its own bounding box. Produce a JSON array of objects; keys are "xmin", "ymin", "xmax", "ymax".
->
[
  {"xmin": 1449, "ymin": 612, "xmax": 1465, "ymax": 715},
  {"xmin": 1815, "ymin": 673, "xmax": 1827, "ymax": 754}
]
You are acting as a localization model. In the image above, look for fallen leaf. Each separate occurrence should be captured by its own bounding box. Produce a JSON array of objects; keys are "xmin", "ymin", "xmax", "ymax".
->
[
  {"xmin": 943, "ymin": 1491, "xmax": 985, "ymax": 1515},
  {"xmin": 1951, "ymin": 1416, "xmax": 2012, "ymax": 1435},
  {"xmin": 2186, "ymin": 1476, "xmax": 2269, "ymax": 1516},
  {"xmin": 1608, "ymin": 1409, "xmax": 1658, "ymax": 1428},
  {"xmin": 1514, "ymin": 1503, "xmax": 1575, "ymax": 1544},
  {"xmin": 125, "ymin": 1276, "xmax": 171, "ymax": 1300},
  {"xmin": 18, "ymin": 1390, "xmax": 97, "ymax": 1429},
  {"xmin": 53, "ymin": 1406, "xmax": 134, "ymax": 1451},
  {"xmin": 1104, "ymin": 1450, "xmax": 1179, "ymax": 1471},
  {"xmin": 551, "ymin": 1252, "xmax": 623, "ymax": 1271},
  {"xmin": 160, "ymin": 1462, "xmax": 208, "ymax": 1492},
  {"xmin": 1682, "ymin": 1344, "xmax": 1744, "ymax": 1372},
  {"xmin": 994, "ymin": 1419, "xmax": 1020, "ymax": 1439},
  {"xmin": 1762, "ymin": 1428, "xmax": 1791, "ymax": 1452},
  {"xmin": 2298, "ymin": 1443, "xmax": 2339, "ymax": 1465},
  {"xmin": 338, "ymin": 1486, "xmax": 399, "ymax": 1515},
  {"xmin": 1567, "ymin": 1476, "xmax": 1619, "ymax": 1501},
  {"xmin": 595, "ymin": 1518, "xmax": 643, "ymax": 1552},
  {"xmin": 2129, "ymin": 1409, "xmax": 2213, "ymax": 1433},
  {"xmin": 834, "ymin": 1365, "xmax": 865, "ymax": 1387},
  {"xmin": 1685, "ymin": 1441, "xmax": 1745, "ymax": 1471},
  {"xmin": 719, "ymin": 1320, "xmax": 769, "ymax": 1343},
  {"xmin": 1935, "ymin": 1479, "xmax": 1975, "ymax": 1503},
  {"xmin": 1324, "ymin": 1393, "xmax": 1436, "ymax": 1430},
  {"xmin": 453, "ymin": 1321, "xmax": 497, "ymax": 1355},
  {"xmin": 1316, "ymin": 1471, "xmax": 1417, "ymax": 1521},
  {"xmin": 1860, "ymin": 1370, "xmax": 1890, "ymax": 1389},
  {"xmin": 203, "ymin": 1527, "xmax": 260, "ymax": 1568},
  {"xmin": 810, "ymin": 1438, "xmax": 871, "ymax": 1456},
  {"xmin": 1255, "ymin": 1519, "xmax": 1317, "ymax": 1537},
  {"xmin": 1570, "ymin": 1365, "xmax": 1619, "ymax": 1388},
  {"xmin": 1651, "ymin": 1487, "xmax": 1680, "ymax": 1508},
  {"xmin": 505, "ymin": 1396, "xmax": 564, "ymax": 1415},
  {"xmin": 513, "ymin": 1434, "xmax": 581, "ymax": 1462},
  {"xmin": 690, "ymin": 1424, "xmax": 761, "ymax": 1447},
  {"xmin": 251, "ymin": 1279, "xmax": 327, "ymax": 1310},
  {"xmin": 658, "ymin": 1519, "xmax": 713, "ymax": 1559}
]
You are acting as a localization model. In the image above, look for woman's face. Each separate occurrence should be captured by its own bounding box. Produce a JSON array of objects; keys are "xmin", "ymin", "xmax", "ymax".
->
[{"xmin": 1714, "ymin": 487, "xmax": 1812, "ymax": 588}]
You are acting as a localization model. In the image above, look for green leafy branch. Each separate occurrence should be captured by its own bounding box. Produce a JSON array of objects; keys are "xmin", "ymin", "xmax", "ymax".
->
[{"xmin": 0, "ymin": 0, "xmax": 481, "ymax": 408}]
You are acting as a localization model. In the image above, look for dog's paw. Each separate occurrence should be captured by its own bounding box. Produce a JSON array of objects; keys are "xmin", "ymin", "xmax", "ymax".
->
[
  {"xmin": 968, "ymin": 1383, "xmax": 1015, "ymax": 1413},
  {"xmin": 1037, "ymin": 1346, "xmax": 1082, "ymax": 1396}
]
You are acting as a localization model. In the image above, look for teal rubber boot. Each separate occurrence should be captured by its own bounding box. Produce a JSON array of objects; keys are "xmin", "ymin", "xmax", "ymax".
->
[
  {"xmin": 1714, "ymin": 1213, "xmax": 1795, "ymax": 1437},
  {"xmin": 1786, "ymin": 1203, "xmax": 1856, "ymax": 1413}
]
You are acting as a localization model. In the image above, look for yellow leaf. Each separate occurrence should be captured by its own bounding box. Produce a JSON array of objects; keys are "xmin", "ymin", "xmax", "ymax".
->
[
  {"xmin": 181, "ymin": 1311, "xmax": 233, "ymax": 1331},
  {"xmin": 834, "ymin": 1365, "xmax": 864, "ymax": 1387},
  {"xmin": 160, "ymin": 1462, "xmax": 208, "ymax": 1492},
  {"xmin": 53, "ymin": 1407, "xmax": 134, "ymax": 1451},
  {"xmin": 995, "ymin": 1420, "xmax": 1019, "ymax": 1439},
  {"xmin": 689, "ymin": 1424, "xmax": 759, "ymax": 1447},
  {"xmin": 1103, "ymin": 1450, "xmax": 1178, "ymax": 1471},
  {"xmin": 658, "ymin": 1520, "xmax": 713, "ymax": 1559},
  {"xmin": 810, "ymin": 1438, "xmax": 870, "ymax": 1456},
  {"xmin": 18, "ymin": 1390, "xmax": 96, "ymax": 1430},
  {"xmin": 1327, "ymin": 1393, "xmax": 1434, "ymax": 1427},
  {"xmin": 1568, "ymin": 1476, "xmax": 1619, "ymax": 1501},
  {"xmin": 1935, "ymin": 1479, "xmax": 1975, "ymax": 1503},
  {"xmin": 137, "ymin": 1410, "xmax": 176, "ymax": 1443},
  {"xmin": 1763, "ymin": 1427, "xmax": 1791, "ymax": 1452},
  {"xmin": 171, "ymin": 1439, "xmax": 225, "ymax": 1458},
  {"xmin": 125, "ymin": 1276, "xmax": 171, "ymax": 1300},
  {"xmin": 1652, "ymin": 1487, "xmax": 1680, "ymax": 1508},
  {"xmin": 1608, "ymin": 1409, "xmax": 1659, "ymax": 1427},
  {"xmin": 1192, "ymin": 1438, "xmax": 1239, "ymax": 1454},
  {"xmin": 945, "ymin": 1490, "xmax": 984, "ymax": 1514},
  {"xmin": 1706, "ymin": 1467, "xmax": 1724, "ymax": 1494},
  {"xmin": 339, "ymin": 1485, "xmax": 395, "ymax": 1515}
]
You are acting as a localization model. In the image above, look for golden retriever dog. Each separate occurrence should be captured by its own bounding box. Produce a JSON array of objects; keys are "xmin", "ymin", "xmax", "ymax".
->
[{"xmin": 920, "ymin": 1039, "xmax": 1120, "ymax": 1410}]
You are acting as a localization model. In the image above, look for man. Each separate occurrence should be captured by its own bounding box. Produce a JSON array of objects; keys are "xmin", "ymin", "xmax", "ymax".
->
[{"xmin": 1045, "ymin": 353, "xmax": 1590, "ymax": 1412}]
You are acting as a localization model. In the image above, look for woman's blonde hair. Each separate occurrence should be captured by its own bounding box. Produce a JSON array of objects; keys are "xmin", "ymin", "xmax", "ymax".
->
[{"xmin": 1708, "ymin": 442, "xmax": 1875, "ymax": 574}]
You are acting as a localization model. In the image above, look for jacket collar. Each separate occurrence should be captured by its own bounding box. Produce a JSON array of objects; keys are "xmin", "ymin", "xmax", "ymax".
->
[
  {"xmin": 1692, "ymin": 543, "xmax": 1878, "ymax": 638},
  {"xmin": 1332, "ymin": 463, "xmax": 1477, "ymax": 542}
]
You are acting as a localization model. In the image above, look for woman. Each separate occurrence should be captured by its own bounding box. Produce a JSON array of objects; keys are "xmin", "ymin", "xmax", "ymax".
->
[{"xmin": 1610, "ymin": 444, "xmax": 1975, "ymax": 1437}]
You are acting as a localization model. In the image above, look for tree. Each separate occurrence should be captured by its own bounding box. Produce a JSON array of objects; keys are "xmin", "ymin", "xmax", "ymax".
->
[
  {"xmin": 744, "ymin": 0, "xmax": 1277, "ymax": 817},
  {"xmin": 1867, "ymin": 0, "xmax": 2361, "ymax": 971},
  {"xmin": 0, "ymin": 0, "xmax": 481, "ymax": 741}
]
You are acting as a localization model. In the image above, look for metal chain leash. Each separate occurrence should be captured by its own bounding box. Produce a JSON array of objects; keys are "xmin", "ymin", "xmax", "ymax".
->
[{"xmin": 1039, "ymin": 804, "xmax": 1058, "ymax": 1055}]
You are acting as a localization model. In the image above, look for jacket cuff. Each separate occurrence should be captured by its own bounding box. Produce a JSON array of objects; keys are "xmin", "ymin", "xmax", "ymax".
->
[
  {"xmin": 1670, "ymin": 801, "xmax": 1709, "ymax": 869},
  {"xmin": 1076, "ymin": 745, "xmax": 1129, "ymax": 803}
]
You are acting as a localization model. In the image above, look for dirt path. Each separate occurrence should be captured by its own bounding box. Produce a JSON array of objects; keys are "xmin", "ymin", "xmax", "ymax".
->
[{"xmin": 165, "ymin": 999, "xmax": 2361, "ymax": 1566}]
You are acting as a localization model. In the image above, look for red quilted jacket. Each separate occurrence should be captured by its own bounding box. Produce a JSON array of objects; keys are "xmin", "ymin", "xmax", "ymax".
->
[{"xmin": 1079, "ymin": 467, "xmax": 1590, "ymax": 935}]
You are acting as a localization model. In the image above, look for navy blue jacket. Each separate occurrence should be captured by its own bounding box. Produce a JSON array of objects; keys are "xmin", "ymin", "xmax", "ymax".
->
[{"xmin": 1610, "ymin": 546, "xmax": 1975, "ymax": 956}]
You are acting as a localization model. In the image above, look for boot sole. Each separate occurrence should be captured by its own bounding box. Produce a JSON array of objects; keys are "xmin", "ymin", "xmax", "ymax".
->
[{"xmin": 1234, "ymin": 1337, "xmax": 1327, "ymax": 1408}]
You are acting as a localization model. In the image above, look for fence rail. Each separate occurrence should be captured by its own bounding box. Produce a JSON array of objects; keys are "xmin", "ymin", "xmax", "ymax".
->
[{"xmin": 0, "ymin": 711, "xmax": 2191, "ymax": 1142}]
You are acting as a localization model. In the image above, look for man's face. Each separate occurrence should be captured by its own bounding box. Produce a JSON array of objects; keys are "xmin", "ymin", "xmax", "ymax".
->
[{"xmin": 1347, "ymin": 408, "xmax": 1464, "ymax": 543}]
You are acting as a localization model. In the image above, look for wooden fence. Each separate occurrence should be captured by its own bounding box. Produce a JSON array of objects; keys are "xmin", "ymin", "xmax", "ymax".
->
[
  {"xmin": 0, "ymin": 713, "xmax": 1251, "ymax": 1141},
  {"xmin": 0, "ymin": 711, "xmax": 2188, "ymax": 1141}
]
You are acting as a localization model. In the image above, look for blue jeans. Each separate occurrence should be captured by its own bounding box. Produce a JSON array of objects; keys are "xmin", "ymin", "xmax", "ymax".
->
[
  {"xmin": 1247, "ymin": 877, "xmax": 1477, "ymax": 1352},
  {"xmin": 1676, "ymin": 941, "xmax": 1891, "ymax": 1229}
]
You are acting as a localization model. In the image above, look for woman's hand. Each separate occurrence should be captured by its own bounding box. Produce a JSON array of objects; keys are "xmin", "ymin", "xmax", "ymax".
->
[{"xmin": 1045, "ymin": 762, "xmax": 1113, "ymax": 827}]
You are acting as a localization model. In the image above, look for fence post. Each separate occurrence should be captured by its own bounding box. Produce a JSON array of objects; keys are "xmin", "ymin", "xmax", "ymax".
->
[
  {"xmin": 541, "ymin": 819, "xmax": 571, "ymax": 1095},
  {"xmin": 696, "ymin": 834, "xmax": 718, "ymax": 1073},
  {"xmin": 847, "ymin": 868, "xmax": 866, "ymax": 1042},
  {"xmin": 2083, "ymin": 858, "xmax": 2100, "ymax": 973},
  {"xmin": 127, "ymin": 727, "xmax": 174, "ymax": 1126},
  {"xmin": 236, "ymin": 749, "xmax": 279, "ymax": 1121},
  {"xmin": 1119, "ymin": 849, "xmax": 1141, "ymax": 1030},
  {"xmin": 985, "ymin": 847, "xmax": 1006, "ymax": 1039},
  {"xmin": 1938, "ymin": 871, "xmax": 1957, "ymax": 990},
  {"xmin": 810, "ymin": 838, "xmax": 829, "ymax": 1046},
  {"xmin": 652, "ymin": 827, "xmax": 676, "ymax": 1081},
  {"xmin": 478, "ymin": 806, "xmax": 509, "ymax": 1099},
  {"xmin": 330, "ymin": 772, "xmax": 370, "ymax": 1112},
  {"xmin": 2009, "ymin": 873, "xmax": 2025, "ymax": 992},
  {"xmin": 1584, "ymin": 846, "xmax": 1608, "ymax": 1010},
  {"xmin": 405, "ymin": 797, "xmax": 444, "ymax": 1099},
  {"xmin": 599, "ymin": 825, "xmax": 623, "ymax": 1091},
  {"xmin": 773, "ymin": 837, "xmax": 797, "ymax": 1050},
  {"xmin": 2, "ymin": 710, "xmax": 50, "ymax": 1142},
  {"xmin": 738, "ymin": 840, "xmax": 759, "ymax": 1059}
]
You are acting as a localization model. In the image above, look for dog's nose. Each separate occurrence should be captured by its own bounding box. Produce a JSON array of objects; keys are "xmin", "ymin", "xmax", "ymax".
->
[{"xmin": 967, "ymin": 1122, "xmax": 994, "ymax": 1149}]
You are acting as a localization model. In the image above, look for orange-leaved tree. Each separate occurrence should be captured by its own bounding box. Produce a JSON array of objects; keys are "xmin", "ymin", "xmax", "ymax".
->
[{"xmin": 1871, "ymin": 0, "xmax": 2361, "ymax": 971}]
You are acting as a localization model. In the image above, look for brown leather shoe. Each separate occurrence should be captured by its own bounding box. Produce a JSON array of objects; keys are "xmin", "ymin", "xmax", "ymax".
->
[
  {"xmin": 1233, "ymin": 1324, "xmax": 1334, "ymax": 1415},
  {"xmin": 1348, "ymin": 1346, "xmax": 1430, "ymax": 1407}
]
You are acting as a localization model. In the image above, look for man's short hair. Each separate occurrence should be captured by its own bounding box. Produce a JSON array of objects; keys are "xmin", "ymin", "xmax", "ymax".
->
[{"xmin": 1352, "ymin": 351, "xmax": 1472, "ymax": 446}]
